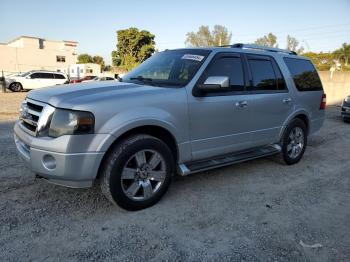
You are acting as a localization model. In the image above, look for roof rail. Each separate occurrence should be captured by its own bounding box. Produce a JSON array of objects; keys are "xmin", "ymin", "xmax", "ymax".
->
[{"xmin": 228, "ymin": 43, "xmax": 297, "ymax": 55}]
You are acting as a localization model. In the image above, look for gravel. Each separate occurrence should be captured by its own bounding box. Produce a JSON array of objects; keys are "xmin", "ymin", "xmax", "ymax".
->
[{"xmin": 0, "ymin": 92, "xmax": 349, "ymax": 261}]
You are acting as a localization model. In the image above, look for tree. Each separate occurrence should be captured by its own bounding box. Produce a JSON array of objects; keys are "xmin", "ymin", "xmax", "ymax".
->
[
  {"xmin": 333, "ymin": 43, "xmax": 350, "ymax": 66},
  {"xmin": 286, "ymin": 35, "xmax": 304, "ymax": 54},
  {"xmin": 77, "ymin": 53, "xmax": 93, "ymax": 63},
  {"xmin": 92, "ymin": 55, "xmax": 105, "ymax": 70},
  {"xmin": 113, "ymin": 27, "xmax": 156, "ymax": 71},
  {"xmin": 254, "ymin": 33, "xmax": 278, "ymax": 47},
  {"xmin": 111, "ymin": 50, "xmax": 121, "ymax": 66},
  {"xmin": 185, "ymin": 25, "xmax": 232, "ymax": 47}
]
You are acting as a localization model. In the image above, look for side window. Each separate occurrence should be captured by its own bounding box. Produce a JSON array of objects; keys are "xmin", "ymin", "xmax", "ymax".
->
[
  {"xmin": 247, "ymin": 56, "xmax": 277, "ymax": 91},
  {"xmin": 30, "ymin": 73, "xmax": 41, "ymax": 79},
  {"xmin": 202, "ymin": 55, "xmax": 245, "ymax": 91},
  {"xmin": 41, "ymin": 73, "xmax": 54, "ymax": 79},
  {"xmin": 54, "ymin": 74, "xmax": 65, "ymax": 79},
  {"xmin": 284, "ymin": 58, "xmax": 323, "ymax": 91}
]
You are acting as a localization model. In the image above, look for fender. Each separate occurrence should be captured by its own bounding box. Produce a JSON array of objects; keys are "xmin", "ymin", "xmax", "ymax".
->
[
  {"xmin": 95, "ymin": 106, "xmax": 191, "ymax": 162},
  {"xmin": 278, "ymin": 107, "xmax": 311, "ymax": 140}
]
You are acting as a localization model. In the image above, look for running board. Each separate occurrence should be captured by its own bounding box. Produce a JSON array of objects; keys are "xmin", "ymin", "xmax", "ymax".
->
[{"xmin": 178, "ymin": 144, "xmax": 281, "ymax": 176}]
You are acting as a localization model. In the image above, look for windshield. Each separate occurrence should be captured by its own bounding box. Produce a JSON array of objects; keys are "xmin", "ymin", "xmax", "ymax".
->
[
  {"xmin": 18, "ymin": 71, "xmax": 32, "ymax": 77},
  {"xmin": 122, "ymin": 49, "xmax": 211, "ymax": 87}
]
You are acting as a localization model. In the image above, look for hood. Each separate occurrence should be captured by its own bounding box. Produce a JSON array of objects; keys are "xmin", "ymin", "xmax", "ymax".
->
[{"xmin": 27, "ymin": 81, "xmax": 161, "ymax": 108}]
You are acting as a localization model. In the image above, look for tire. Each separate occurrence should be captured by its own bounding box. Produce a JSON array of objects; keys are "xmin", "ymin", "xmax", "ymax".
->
[
  {"xmin": 343, "ymin": 117, "xmax": 350, "ymax": 123},
  {"xmin": 99, "ymin": 134, "xmax": 174, "ymax": 210},
  {"xmin": 10, "ymin": 82, "xmax": 23, "ymax": 92},
  {"xmin": 281, "ymin": 119, "xmax": 307, "ymax": 165}
]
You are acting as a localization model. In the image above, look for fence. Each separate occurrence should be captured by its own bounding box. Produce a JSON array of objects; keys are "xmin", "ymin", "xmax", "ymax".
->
[{"xmin": 319, "ymin": 71, "xmax": 350, "ymax": 105}]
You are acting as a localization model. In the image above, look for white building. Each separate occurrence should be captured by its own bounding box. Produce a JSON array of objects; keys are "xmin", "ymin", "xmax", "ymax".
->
[
  {"xmin": 60, "ymin": 63, "xmax": 101, "ymax": 79},
  {"xmin": 0, "ymin": 36, "xmax": 78, "ymax": 75}
]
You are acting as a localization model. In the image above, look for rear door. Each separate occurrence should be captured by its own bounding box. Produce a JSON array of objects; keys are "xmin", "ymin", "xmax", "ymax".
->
[{"xmin": 244, "ymin": 54, "xmax": 293, "ymax": 146}]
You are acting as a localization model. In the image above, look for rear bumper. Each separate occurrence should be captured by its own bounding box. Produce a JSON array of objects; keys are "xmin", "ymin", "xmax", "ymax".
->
[{"xmin": 14, "ymin": 121, "xmax": 107, "ymax": 188}]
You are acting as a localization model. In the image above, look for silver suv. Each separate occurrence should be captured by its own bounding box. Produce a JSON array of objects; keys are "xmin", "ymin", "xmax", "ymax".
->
[{"xmin": 14, "ymin": 44, "xmax": 326, "ymax": 210}]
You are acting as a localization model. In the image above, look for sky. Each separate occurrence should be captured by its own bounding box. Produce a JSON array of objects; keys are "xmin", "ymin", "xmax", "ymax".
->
[{"xmin": 1, "ymin": 0, "xmax": 350, "ymax": 64}]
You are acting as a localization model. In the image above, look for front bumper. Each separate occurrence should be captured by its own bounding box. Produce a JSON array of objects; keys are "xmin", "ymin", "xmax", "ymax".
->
[
  {"xmin": 14, "ymin": 121, "xmax": 108, "ymax": 188},
  {"xmin": 341, "ymin": 104, "xmax": 350, "ymax": 119}
]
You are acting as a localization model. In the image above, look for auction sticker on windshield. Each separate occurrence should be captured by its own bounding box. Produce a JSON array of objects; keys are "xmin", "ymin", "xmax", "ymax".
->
[{"xmin": 181, "ymin": 54, "xmax": 205, "ymax": 61}]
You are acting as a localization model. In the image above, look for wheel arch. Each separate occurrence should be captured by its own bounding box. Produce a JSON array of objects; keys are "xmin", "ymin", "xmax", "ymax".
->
[
  {"xmin": 96, "ymin": 124, "xmax": 179, "ymax": 180},
  {"xmin": 279, "ymin": 110, "xmax": 311, "ymax": 141}
]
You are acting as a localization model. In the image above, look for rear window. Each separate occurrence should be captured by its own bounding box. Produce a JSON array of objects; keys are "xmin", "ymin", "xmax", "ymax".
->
[
  {"xmin": 54, "ymin": 74, "xmax": 65, "ymax": 79},
  {"xmin": 284, "ymin": 58, "xmax": 323, "ymax": 91}
]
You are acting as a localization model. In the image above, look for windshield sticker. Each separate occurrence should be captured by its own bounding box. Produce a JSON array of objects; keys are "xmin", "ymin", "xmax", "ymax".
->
[{"xmin": 181, "ymin": 54, "xmax": 205, "ymax": 61}]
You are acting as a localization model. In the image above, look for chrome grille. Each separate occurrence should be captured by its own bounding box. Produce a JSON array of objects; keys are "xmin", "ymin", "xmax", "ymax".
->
[{"xmin": 19, "ymin": 98, "xmax": 46, "ymax": 136}]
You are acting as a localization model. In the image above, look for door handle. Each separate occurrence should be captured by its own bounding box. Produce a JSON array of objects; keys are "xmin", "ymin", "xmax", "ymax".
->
[
  {"xmin": 283, "ymin": 98, "xmax": 292, "ymax": 104},
  {"xmin": 235, "ymin": 101, "xmax": 248, "ymax": 108}
]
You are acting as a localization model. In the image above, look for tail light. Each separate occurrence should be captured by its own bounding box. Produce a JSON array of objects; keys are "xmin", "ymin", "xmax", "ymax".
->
[{"xmin": 320, "ymin": 94, "xmax": 327, "ymax": 109}]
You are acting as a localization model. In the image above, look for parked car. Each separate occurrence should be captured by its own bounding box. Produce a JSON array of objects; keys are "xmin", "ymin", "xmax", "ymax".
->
[
  {"xmin": 6, "ymin": 71, "xmax": 69, "ymax": 92},
  {"xmin": 14, "ymin": 44, "xmax": 326, "ymax": 210},
  {"xmin": 341, "ymin": 95, "xmax": 350, "ymax": 122},
  {"xmin": 70, "ymin": 75, "xmax": 97, "ymax": 84},
  {"xmin": 82, "ymin": 76, "xmax": 117, "ymax": 83}
]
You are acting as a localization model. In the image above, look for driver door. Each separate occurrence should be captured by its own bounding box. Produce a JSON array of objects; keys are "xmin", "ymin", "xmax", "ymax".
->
[{"xmin": 188, "ymin": 53, "xmax": 254, "ymax": 161}]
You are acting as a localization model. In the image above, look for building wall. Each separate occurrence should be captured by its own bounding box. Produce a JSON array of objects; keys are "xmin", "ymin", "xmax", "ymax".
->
[{"xmin": 0, "ymin": 37, "xmax": 78, "ymax": 75}]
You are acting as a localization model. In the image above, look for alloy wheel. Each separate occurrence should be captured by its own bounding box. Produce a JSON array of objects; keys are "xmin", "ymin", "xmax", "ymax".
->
[
  {"xmin": 121, "ymin": 149, "xmax": 166, "ymax": 201},
  {"xmin": 287, "ymin": 126, "xmax": 304, "ymax": 159}
]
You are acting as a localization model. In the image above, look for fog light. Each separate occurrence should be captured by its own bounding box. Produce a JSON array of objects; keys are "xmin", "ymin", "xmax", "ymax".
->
[{"xmin": 42, "ymin": 154, "xmax": 56, "ymax": 170}]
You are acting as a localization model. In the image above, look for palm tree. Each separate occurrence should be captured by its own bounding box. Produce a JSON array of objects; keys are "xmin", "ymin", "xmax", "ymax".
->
[{"xmin": 333, "ymin": 43, "xmax": 350, "ymax": 66}]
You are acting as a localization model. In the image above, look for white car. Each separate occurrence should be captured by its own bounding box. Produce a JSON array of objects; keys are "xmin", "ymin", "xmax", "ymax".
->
[
  {"xmin": 6, "ymin": 71, "xmax": 69, "ymax": 92},
  {"xmin": 81, "ymin": 76, "xmax": 117, "ymax": 83}
]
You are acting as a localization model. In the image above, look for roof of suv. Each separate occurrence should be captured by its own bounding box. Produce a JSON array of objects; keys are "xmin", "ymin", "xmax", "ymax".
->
[
  {"xmin": 28, "ymin": 70, "xmax": 67, "ymax": 75},
  {"xmin": 171, "ymin": 43, "xmax": 306, "ymax": 59}
]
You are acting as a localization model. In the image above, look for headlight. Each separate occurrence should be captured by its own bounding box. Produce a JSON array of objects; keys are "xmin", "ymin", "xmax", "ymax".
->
[
  {"xmin": 345, "ymin": 96, "xmax": 350, "ymax": 103},
  {"xmin": 48, "ymin": 109, "xmax": 94, "ymax": 138}
]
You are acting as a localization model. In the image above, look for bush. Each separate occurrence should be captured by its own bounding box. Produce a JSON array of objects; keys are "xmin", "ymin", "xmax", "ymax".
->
[{"xmin": 317, "ymin": 64, "xmax": 331, "ymax": 71}]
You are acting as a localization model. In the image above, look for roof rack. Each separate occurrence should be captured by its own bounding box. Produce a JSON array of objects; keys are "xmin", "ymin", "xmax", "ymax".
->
[{"xmin": 221, "ymin": 43, "xmax": 297, "ymax": 55}]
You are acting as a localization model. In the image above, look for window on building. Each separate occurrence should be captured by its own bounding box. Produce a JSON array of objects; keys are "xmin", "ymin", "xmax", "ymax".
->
[
  {"xmin": 71, "ymin": 69, "xmax": 74, "ymax": 73},
  {"xmin": 56, "ymin": 56, "xmax": 66, "ymax": 62},
  {"xmin": 86, "ymin": 69, "xmax": 93, "ymax": 73},
  {"xmin": 80, "ymin": 69, "xmax": 83, "ymax": 73}
]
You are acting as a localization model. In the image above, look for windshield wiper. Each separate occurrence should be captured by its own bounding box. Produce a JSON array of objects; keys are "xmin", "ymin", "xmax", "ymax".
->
[{"xmin": 129, "ymin": 76, "xmax": 158, "ymax": 86}]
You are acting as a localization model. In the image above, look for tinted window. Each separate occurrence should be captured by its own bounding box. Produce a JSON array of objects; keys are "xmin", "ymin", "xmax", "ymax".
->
[
  {"xmin": 203, "ymin": 56, "xmax": 244, "ymax": 91},
  {"xmin": 284, "ymin": 58, "xmax": 322, "ymax": 91},
  {"xmin": 54, "ymin": 74, "xmax": 65, "ymax": 79},
  {"xmin": 41, "ymin": 73, "xmax": 55, "ymax": 79},
  {"xmin": 248, "ymin": 57, "xmax": 277, "ymax": 91},
  {"xmin": 30, "ymin": 73, "xmax": 41, "ymax": 79}
]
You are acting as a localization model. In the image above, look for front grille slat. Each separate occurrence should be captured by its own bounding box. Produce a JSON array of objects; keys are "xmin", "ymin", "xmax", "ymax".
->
[{"xmin": 20, "ymin": 98, "xmax": 45, "ymax": 136}]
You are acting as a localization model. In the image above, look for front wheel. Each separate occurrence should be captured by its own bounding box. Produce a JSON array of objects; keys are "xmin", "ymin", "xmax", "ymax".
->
[
  {"xmin": 99, "ymin": 134, "xmax": 174, "ymax": 210},
  {"xmin": 10, "ymin": 82, "xmax": 23, "ymax": 92},
  {"xmin": 281, "ymin": 119, "xmax": 307, "ymax": 165}
]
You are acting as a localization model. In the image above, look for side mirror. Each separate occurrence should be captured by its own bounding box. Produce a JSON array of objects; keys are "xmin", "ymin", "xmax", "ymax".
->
[
  {"xmin": 198, "ymin": 76, "xmax": 229, "ymax": 92},
  {"xmin": 26, "ymin": 75, "xmax": 32, "ymax": 79}
]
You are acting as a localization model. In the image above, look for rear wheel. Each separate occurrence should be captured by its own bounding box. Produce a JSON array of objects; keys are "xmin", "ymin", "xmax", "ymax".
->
[
  {"xmin": 281, "ymin": 119, "xmax": 307, "ymax": 165},
  {"xmin": 10, "ymin": 82, "xmax": 22, "ymax": 92},
  {"xmin": 99, "ymin": 134, "xmax": 174, "ymax": 210}
]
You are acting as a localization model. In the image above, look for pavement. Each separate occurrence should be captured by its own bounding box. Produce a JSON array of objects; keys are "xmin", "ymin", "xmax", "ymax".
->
[{"xmin": 0, "ymin": 92, "xmax": 349, "ymax": 261}]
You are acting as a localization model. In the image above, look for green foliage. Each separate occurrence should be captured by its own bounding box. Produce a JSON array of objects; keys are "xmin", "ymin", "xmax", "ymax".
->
[
  {"xmin": 254, "ymin": 33, "xmax": 278, "ymax": 47},
  {"xmin": 113, "ymin": 27, "xmax": 156, "ymax": 71},
  {"xmin": 286, "ymin": 35, "xmax": 304, "ymax": 54},
  {"xmin": 185, "ymin": 25, "xmax": 232, "ymax": 47},
  {"xmin": 333, "ymin": 43, "xmax": 350, "ymax": 65},
  {"xmin": 92, "ymin": 55, "xmax": 105, "ymax": 70},
  {"xmin": 77, "ymin": 53, "xmax": 93, "ymax": 63}
]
